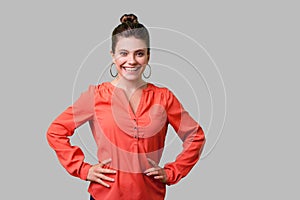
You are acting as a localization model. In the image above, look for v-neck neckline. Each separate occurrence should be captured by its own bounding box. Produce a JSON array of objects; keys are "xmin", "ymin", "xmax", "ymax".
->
[
  {"xmin": 128, "ymin": 89, "xmax": 144, "ymax": 117},
  {"xmin": 106, "ymin": 82, "xmax": 150, "ymax": 118}
]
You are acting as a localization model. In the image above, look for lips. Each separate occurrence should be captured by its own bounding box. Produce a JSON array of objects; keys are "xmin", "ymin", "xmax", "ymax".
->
[{"xmin": 122, "ymin": 66, "xmax": 141, "ymax": 72}]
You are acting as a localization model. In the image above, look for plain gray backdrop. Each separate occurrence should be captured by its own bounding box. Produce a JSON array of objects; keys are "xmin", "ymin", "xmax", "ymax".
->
[{"xmin": 0, "ymin": 0, "xmax": 299, "ymax": 199}]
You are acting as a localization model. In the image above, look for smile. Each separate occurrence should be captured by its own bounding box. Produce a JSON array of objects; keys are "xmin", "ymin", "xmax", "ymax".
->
[{"xmin": 122, "ymin": 67, "xmax": 141, "ymax": 72}]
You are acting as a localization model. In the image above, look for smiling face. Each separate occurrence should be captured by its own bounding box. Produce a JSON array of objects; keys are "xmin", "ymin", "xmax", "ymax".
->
[{"xmin": 111, "ymin": 36, "xmax": 150, "ymax": 82}]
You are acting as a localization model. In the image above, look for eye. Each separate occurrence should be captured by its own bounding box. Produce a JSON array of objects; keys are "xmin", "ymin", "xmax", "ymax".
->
[
  {"xmin": 136, "ymin": 51, "xmax": 145, "ymax": 57},
  {"xmin": 119, "ymin": 51, "xmax": 128, "ymax": 56}
]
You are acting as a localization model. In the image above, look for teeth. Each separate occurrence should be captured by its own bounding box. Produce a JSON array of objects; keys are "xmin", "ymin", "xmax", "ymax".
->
[{"xmin": 124, "ymin": 67, "xmax": 139, "ymax": 71}]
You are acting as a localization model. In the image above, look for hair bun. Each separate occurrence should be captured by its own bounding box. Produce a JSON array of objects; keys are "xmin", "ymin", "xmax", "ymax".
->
[{"xmin": 120, "ymin": 14, "xmax": 139, "ymax": 24}]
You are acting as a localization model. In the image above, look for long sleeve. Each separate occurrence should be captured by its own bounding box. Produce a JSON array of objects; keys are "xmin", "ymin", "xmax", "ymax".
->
[
  {"xmin": 46, "ymin": 85, "xmax": 95, "ymax": 180},
  {"xmin": 163, "ymin": 89, "xmax": 206, "ymax": 185}
]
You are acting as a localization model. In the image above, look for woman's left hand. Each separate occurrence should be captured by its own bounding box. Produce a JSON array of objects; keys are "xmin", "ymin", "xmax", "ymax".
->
[{"xmin": 144, "ymin": 158, "xmax": 167, "ymax": 183}]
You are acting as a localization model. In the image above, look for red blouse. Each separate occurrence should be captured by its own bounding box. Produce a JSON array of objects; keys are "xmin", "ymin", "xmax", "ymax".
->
[{"xmin": 47, "ymin": 82, "xmax": 205, "ymax": 200}]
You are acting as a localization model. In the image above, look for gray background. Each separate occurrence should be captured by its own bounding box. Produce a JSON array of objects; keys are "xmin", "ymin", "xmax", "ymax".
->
[{"xmin": 0, "ymin": 0, "xmax": 299, "ymax": 199}]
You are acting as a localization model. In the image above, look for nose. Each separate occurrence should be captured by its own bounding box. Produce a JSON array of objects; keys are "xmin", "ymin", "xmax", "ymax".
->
[{"xmin": 127, "ymin": 53, "xmax": 137, "ymax": 65}]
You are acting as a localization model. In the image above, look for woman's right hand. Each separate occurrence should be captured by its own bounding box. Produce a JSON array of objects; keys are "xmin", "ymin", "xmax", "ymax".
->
[{"xmin": 86, "ymin": 158, "xmax": 116, "ymax": 188}]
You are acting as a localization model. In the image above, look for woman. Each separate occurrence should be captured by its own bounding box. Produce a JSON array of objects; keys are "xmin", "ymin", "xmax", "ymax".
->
[{"xmin": 47, "ymin": 14, "xmax": 206, "ymax": 200}]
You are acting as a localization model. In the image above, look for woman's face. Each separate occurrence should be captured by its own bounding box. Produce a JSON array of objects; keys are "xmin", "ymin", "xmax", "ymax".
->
[{"xmin": 112, "ymin": 36, "xmax": 149, "ymax": 81}]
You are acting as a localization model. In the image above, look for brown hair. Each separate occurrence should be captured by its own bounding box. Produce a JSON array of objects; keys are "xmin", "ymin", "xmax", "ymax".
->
[{"xmin": 111, "ymin": 14, "xmax": 150, "ymax": 54}]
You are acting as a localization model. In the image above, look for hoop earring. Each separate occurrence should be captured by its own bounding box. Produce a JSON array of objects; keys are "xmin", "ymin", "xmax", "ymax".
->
[
  {"xmin": 110, "ymin": 63, "xmax": 118, "ymax": 77},
  {"xmin": 143, "ymin": 64, "xmax": 151, "ymax": 79}
]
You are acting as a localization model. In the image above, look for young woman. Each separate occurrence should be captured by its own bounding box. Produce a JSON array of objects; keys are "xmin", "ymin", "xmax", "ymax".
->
[{"xmin": 47, "ymin": 14, "xmax": 206, "ymax": 200}]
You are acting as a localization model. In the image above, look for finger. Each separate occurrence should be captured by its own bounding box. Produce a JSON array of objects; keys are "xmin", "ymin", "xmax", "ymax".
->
[
  {"xmin": 155, "ymin": 175, "xmax": 167, "ymax": 183},
  {"xmin": 98, "ymin": 168, "xmax": 117, "ymax": 174},
  {"xmin": 144, "ymin": 167, "xmax": 161, "ymax": 174},
  {"xmin": 144, "ymin": 167, "xmax": 156, "ymax": 174},
  {"xmin": 95, "ymin": 178, "xmax": 110, "ymax": 188},
  {"xmin": 154, "ymin": 175, "xmax": 164, "ymax": 180},
  {"xmin": 146, "ymin": 170, "xmax": 159, "ymax": 176},
  {"xmin": 145, "ymin": 169, "xmax": 162, "ymax": 177},
  {"xmin": 147, "ymin": 158, "xmax": 158, "ymax": 167},
  {"xmin": 96, "ymin": 173, "xmax": 115, "ymax": 182},
  {"xmin": 100, "ymin": 158, "xmax": 112, "ymax": 166}
]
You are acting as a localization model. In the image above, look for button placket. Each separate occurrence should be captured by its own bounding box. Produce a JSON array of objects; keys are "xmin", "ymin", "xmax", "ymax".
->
[{"xmin": 133, "ymin": 118, "xmax": 138, "ymax": 139}]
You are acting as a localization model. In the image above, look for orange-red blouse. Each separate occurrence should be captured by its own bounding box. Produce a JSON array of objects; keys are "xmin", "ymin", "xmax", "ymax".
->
[{"xmin": 47, "ymin": 82, "xmax": 205, "ymax": 200}]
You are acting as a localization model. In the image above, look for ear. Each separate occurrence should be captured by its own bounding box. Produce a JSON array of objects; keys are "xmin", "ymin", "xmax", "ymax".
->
[
  {"xmin": 147, "ymin": 53, "xmax": 150, "ymax": 62},
  {"xmin": 110, "ymin": 50, "xmax": 115, "ymax": 62}
]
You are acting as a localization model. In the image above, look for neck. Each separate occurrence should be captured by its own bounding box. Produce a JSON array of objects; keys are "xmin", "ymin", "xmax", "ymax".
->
[{"xmin": 111, "ymin": 76, "xmax": 147, "ymax": 92}]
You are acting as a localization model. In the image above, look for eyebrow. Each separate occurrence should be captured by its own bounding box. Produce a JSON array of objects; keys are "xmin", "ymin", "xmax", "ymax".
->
[{"xmin": 118, "ymin": 48, "xmax": 146, "ymax": 52}]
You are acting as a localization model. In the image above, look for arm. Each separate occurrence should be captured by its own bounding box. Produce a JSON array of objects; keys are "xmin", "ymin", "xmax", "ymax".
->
[
  {"xmin": 163, "ymin": 89, "xmax": 206, "ymax": 185},
  {"xmin": 46, "ymin": 86, "xmax": 95, "ymax": 180}
]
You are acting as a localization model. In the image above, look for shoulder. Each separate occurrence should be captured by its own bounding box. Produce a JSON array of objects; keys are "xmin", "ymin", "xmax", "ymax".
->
[
  {"xmin": 90, "ymin": 82, "xmax": 115, "ymax": 101},
  {"xmin": 91, "ymin": 82, "xmax": 115, "ymax": 95},
  {"xmin": 73, "ymin": 82, "xmax": 113, "ymax": 103},
  {"xmin": 146, "ymin": 83, "xmax": 180, "ymax": 107},
  {"xmin": 147, "ymin": 83, "xmax": 175, "ymax": 97},
  {"xmin": 94, "ymin": 82, "xmax": 112, "ymax": 90}
]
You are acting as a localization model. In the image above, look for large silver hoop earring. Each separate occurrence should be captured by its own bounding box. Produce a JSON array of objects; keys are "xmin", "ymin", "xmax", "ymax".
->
[
  {"xmin": 110, "ymin": 63, "xmax": 118, "ymax": 77},
  {"xmin": 143, "ymin": 64, "xmax": 151, "ymax": 79}
]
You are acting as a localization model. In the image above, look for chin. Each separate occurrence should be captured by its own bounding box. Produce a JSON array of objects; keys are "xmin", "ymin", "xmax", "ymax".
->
[{"xmin": 120, "ymin": 75, "xmax": 142, "ymax": 81}]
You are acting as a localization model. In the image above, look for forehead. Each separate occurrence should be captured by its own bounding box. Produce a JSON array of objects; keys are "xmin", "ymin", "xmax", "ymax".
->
[{"xmin": 115, "ymin": 37, "xmax": 147, "ymax": 51}]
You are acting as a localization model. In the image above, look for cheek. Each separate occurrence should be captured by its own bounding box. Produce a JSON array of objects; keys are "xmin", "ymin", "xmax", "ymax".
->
[
  {"xmin": 115, "ymin": 58, "xmax": 126, "ymax": 66},
  {"xmin": 137, "ymin": 57, "xmax": 149, "ymax": 64}
]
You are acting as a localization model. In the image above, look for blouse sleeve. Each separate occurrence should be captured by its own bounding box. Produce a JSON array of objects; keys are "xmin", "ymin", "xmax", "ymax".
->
[
  {"xmin": 163, "ymin": 89, "xmax": 206, "ymax": 185},
  {"xmin": 46, "ymin": 85, "xmax": 95, "ymax": 180}
]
